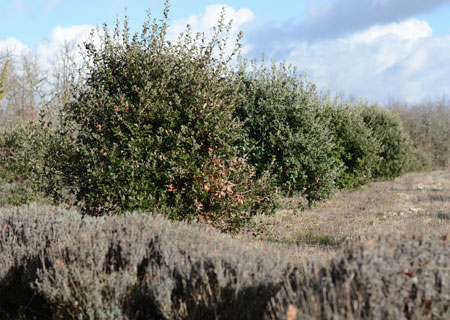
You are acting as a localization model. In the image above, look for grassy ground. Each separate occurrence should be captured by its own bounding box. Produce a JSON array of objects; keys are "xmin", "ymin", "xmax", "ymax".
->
[{"xmin": 238, "ymin": 169, "xmax": 450, "ymax": 263}]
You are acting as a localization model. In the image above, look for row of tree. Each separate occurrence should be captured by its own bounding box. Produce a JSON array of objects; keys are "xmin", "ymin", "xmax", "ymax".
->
[{"xmin": 0, "ymin": 2, "xmax": 446, "ymax": 231}]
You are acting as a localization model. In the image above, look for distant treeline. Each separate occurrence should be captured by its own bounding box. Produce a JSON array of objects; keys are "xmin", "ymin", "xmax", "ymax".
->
[{"xmin": 389, "ymin": 99, "xmax": 450, "ymax": 168}]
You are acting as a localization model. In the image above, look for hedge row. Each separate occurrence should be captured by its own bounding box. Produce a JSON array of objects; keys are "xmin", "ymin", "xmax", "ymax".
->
[
  {"xmin": 1, "ymin": 206, "xmax": 449, "ymax": 319},
  {"xmin": 0, "ymin": 1, "xmax": 426, "ymax": 229}
]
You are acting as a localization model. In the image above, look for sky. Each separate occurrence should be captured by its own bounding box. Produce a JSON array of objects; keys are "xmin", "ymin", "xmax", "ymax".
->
[{"xmin": 1, "ymin": 0, "xmax": 450, "ymax": 103}]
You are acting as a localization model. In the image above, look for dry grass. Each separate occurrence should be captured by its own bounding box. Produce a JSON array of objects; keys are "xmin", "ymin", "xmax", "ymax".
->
[{"xmin": 238, "ymin": 170, "xmax": 450, "ymax": 262}]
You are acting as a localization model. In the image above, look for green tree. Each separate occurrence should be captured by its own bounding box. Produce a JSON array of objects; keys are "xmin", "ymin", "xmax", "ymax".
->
[
  {"xmin": 235, "ymin": 60, "xmax": 340, "ymax": 205},
  {"xmin": 358, "ymin": 103, "xmax": 410, "ymax": 179},
  {"xmin": 325, "ymin": 102, "xmax": 381, "ymax": 189},
  {"xmin": 53, "ymin": 2, "xmax": 276, "ymax": 231}
]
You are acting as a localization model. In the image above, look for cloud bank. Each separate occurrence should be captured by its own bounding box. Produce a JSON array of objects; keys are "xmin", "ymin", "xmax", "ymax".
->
[
  {"xmin": 2, "ymin": 2, "xmax": 450, "ymax": 103},
  {"xmin": 245, "ymin": 0, "xmax": 450, "ymax": 58},
  {"xmin": 301, "ymin": 0, "xmax": 450, "ymax": 40},
  {"xmin": 162, "ymin": 3, "xmax": 450, "ymax": 102},
  {"xmin": 285, "ymin": 18, "xmax": 450, "ymax": 102}
]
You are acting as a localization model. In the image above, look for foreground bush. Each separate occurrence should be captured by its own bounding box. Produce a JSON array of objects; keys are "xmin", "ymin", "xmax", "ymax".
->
[
  {"xmin": 358, "ymin": 104, "xmax": 411, "ymax": 179},
  {"xmin": 54, "ymin": 3, "xmax": 276, "ymax": 230},
  {"xmin": 235, "ymin": 60, "xmax": 339, "ymax": 205},
  {"xmin": 325, "ymin": 103, "xmax": 381, "ymax": 189},
  {"xmin": 0, "ymin": 206, "xmax": 290, "ymax": 319},
  {"xmin": 266, "ymin": 236, "xmax": 450, "ymax": 319},
  {"xmin": 1, "ymin": 206, "xmax": 449, "ymax": 319}
]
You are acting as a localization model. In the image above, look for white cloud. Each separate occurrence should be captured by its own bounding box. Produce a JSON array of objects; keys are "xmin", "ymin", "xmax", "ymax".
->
[
  {"xmin": 0, "ymin": 24, "xmax": 94, "ymax": 86},
  {"xmin": 300, "ymin": 0, "xmax": 450, "ymax": 40},
  {"xmin": 2, "ymin": 5, "xmax": 450, "ymax": 103},
  {"xmin": 34, "ymin": 24, "xmax": 94, "ymax": 72},
  {"xmin": 283, "ymin": 18, "xmax": 450, "ymax": 102},
  {"xmin": 0, "ymin": 37, "xmax": 31, "ymax": 56},
  {"xmin": 350, "ymin": 18, "xmax": 432, "ymax": 43},
  {"xmin": 166, "ymin": 4, "xmax": 256, "ymax": 56}
]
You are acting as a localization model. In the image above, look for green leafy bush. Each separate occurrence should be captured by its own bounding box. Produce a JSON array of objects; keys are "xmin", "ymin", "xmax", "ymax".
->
[
  {"xmin": 235, "ymin": 60, "xmax": 340, "ymax": 205},
  {"xmin": 325, "ymin": 103, "xmax": 381, "ymax": 189},
  {"xmin": 404, "ymin": 146, "xmax": 432, "ymax": 172},
  {"xmin": 358, "ymin": 103, "xmax": 411, "ymax": 179},
  {"xmin": 0, "ymin": 123, "xmax": 61, "ymax": 206},
  {"xmin": 55, "ymin": 3, "xmax": 275, "ymax": 230}
]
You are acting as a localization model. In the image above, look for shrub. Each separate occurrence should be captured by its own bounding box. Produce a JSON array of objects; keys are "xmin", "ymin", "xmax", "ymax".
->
[
  {"xmin": 325, "ymin": 103, "xmax": 381, "ymax": 189},
  {"xmin": 2, "ymin": 207, "xmax": 450, "ymax": 319},
  {"xmin": 403, "ymin": 144, "xmax": 432, "ymax": 173},
  {"xmin": 0, "ymin": 206, "xmax": 290, "ymax": 320},
  {"xmin": 357, "ymin": 103, "xmax": 411, "ymax": 179},
  {"xmin": 266, "ymin": 236, "xmax": 450, "ymax": 319},
  {"xmin": 55, "ymin": 3, "xmax": 276, "ymax": 230},
  {"xmin": 235, "ymin": 60, "xmax": 340, "ymax": 205},
  {"xmin": 0, "ymin": 123, "xmax": 60, "ymax": 206}
]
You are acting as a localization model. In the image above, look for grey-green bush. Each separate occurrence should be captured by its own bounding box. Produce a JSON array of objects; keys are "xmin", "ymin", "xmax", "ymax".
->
[
  {"xmin": 0, "ymin": 205, "xmax": 290, "ymax": 320},
  {"xmin": 2, "ymin": 206, "xmax": 450, "ymax": 319},
  {"xmin": 265, "ymin": 236, "xmax": 450, "ymax": 319},
  {"xmin": 235, "ymin": 60, "xmax": 340, "ymax": 205}
]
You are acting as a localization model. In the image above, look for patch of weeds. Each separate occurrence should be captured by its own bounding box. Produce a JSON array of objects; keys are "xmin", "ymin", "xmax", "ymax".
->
[
  {"xmin": 435, "ymin": 212, "xmax": 450, "ymax": 220},
  {"xmin": 376, "ymin": 212, "xmax": 388, "ymax": 220},
  {"xmin": 296, "ymin": 232, "xmax": 341, "ymax": 247}
]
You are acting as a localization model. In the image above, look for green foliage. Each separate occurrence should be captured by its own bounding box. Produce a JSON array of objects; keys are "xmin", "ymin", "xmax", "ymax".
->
[
  {"xmin": 325, "ymin": 103, "xmax": 381, "ymax": 189},
  {"xmin": 404, "ymin": 146, "xmax": 432, "ymax": 172},
  {"xmin": 55, "ymin": 2, "xmax": 275, "ymax": 230},
  {"xmin": 0, "ymin": 123, "xmax": 60, "ymax": 206},
  {"xmin": 235, "ymin": 60, "xmax": 340, "ymax": 205},
  {"xmin": 358, "ymin": 103, "xmax": 411, "ymax": 179}
]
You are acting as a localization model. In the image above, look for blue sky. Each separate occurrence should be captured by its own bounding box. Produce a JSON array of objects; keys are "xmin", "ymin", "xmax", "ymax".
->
[
  {"xmin": 0, "ymin": 0, "xmax": 309, "ymax": 47},
  {"xmin": 2, "ymin": 0, "xmax": 450, "ymax": 103}
]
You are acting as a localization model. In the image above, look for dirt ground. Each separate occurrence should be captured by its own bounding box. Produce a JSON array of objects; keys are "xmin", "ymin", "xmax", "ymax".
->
[{"xmin": 238, "ymin": 169, "xmax": 450, "ymax": 263}]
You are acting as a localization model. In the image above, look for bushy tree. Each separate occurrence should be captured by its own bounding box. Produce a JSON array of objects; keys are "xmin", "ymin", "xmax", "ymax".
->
[
  {"xmin": 54, "ymin": 2, "xmax": 275, "ymax": 230},
  {"xmin": 325, "ymin": 103, "xmax": 381, "ymax": 189},
  {"xmin": 358, "ymin": 103, "xmax": 410, "ymax": 179},
  {"xmin": 235, "ymin": 60, "xmax": 340, "ymax": 205}
]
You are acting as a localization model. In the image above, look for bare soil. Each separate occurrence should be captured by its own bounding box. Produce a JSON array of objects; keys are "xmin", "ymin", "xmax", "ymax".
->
[{"xmin": 238, "ymin": 170, "xmax": 450, "ymax": 263}]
